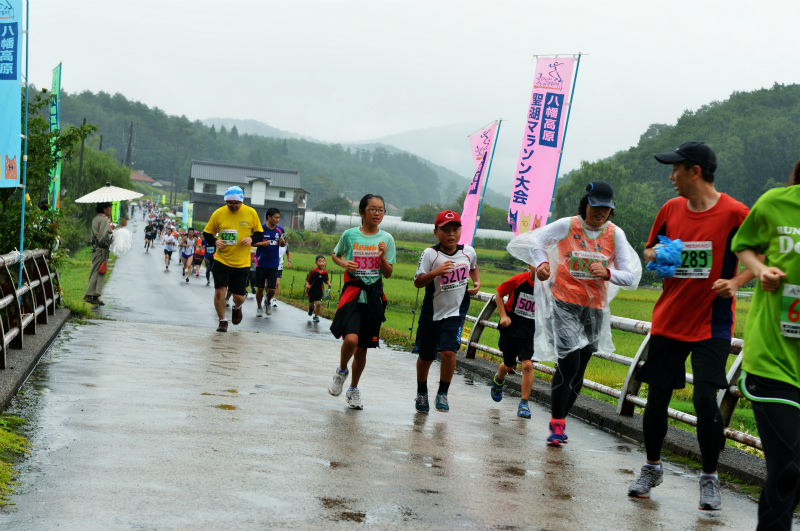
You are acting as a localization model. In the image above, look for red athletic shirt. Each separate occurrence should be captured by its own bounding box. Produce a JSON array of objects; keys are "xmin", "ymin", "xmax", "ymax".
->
[
  {"xmin": 647, "ymin": 193, "xmax": 749, "ymax": 342},
  {"xmin": 496, "ymin": 272, "xmax": 536, "ymax": 339}
]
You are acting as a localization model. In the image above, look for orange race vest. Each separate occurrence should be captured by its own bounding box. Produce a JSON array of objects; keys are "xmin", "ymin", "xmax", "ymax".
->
[
  {"xmin": 195, "ymin": 240, "xmax": 205, "ymax": 256},
  {"xmin": 552, "ymin": 216, "xmax": 616, "ymax": 310}
]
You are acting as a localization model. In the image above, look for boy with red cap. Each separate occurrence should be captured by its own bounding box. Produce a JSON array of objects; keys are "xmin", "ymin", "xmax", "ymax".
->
[{"xmin": 413, "ymin": 210, "xmax": 481, "ymax": 413}]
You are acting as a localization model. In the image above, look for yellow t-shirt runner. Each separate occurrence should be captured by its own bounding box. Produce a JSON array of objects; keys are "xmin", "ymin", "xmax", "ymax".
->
[{"xmin": 203, "ymin": 203, "xmax": 263, "ymax": 269}]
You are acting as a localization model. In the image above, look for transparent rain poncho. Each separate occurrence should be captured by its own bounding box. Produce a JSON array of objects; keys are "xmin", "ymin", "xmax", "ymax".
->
[
  {"xmin": 109, "ymin": 227, "xmax": 132, "ymax": 257},
  {"xmin": 506, "ymin": 216, "xmax": 642, "ymax": 362}
]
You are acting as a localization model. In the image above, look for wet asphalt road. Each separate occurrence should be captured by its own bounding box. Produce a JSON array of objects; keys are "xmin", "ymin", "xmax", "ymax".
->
[{"xmin": 0, "ymin": 219, "xmax": 762, "ymax": 530}]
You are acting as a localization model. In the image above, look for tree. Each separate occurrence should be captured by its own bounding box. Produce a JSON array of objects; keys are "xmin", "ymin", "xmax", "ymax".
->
[
  {"xmin": 313, "ymin": 196, "xmax": 351, "ymax": 215},
  {"xmin": 230, "ymin": 125, "xmax": 239, "ymax": 140},
  {"xmin": 209, "ymin": 124, "xmax": 216, "ymax": 139},
  {"xmin": 0, "ymin": 88, "xmax": 96, "ymax": 255}
]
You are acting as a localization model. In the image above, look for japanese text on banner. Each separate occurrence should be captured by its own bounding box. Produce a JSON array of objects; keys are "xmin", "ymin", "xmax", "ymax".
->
[
  {"xmin": 508, "ymin": 57, "xmax": 574, "ymax": 236},
  {"xmin": 459, "ymin": 122, "xmax": 497, "ymax": 245},
  {"xmin": 0, "ymin": 0, "xmax": 22, "ymax": 189}
]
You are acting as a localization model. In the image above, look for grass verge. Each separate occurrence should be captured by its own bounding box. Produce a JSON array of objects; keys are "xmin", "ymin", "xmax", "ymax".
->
[
  {"xmin": 57, "ymin": 247, "xmax": 117, "ymax": 318},
  {"xmin": 0, "ymin": 416, "xmax": 29, "ymax": 506}
]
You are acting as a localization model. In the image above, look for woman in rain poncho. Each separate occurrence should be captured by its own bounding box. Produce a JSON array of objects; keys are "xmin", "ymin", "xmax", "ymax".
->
[{"xmin": 507, "ymin": 181, "xmax": 641, "ymax": 447}]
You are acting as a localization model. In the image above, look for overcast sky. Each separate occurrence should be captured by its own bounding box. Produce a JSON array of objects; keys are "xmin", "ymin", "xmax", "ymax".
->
[{"xmin": 27, "ymin": 0, "xmax": 800, "ymax": 193}]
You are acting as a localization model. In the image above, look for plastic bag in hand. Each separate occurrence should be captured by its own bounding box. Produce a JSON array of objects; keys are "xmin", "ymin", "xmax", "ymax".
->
[{"xmin": 645, "ymin": 235, "xmax": 683, "ymax": 278}]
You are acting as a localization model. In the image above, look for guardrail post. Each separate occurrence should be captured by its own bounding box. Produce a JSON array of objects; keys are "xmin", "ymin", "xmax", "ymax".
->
[
  {"xmin": 0, "ymin": 258, "xmax": 24, "ymax": 365},
  {"xmin": 718, "ymin": 353, "xmax": 744, "ymax": 431},
  {"xmin": 24, "ymin": 251, "xmax": 48, "ymax": 325},
  {"xmin": 34, "ymin": 253, "xmax": 57, "ymax": 315},
  {"xmin": 617, "ymin": 333, "xmax": 651, "ymax": 416},
  {"xmin": 465, "ymin": 296, "xmax": 497, "ymax": 359}
]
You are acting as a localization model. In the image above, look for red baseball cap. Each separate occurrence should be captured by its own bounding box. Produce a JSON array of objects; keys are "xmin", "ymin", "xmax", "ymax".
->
[{"xmin": 434, "ymin": 210, "xmax": 462, "ymax": 227}]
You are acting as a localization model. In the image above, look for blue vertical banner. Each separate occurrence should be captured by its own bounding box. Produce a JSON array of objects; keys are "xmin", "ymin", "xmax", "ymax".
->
[
  {"xmin": 182, "ymin": 200, "xmax": 189, "ymax": 229},
  {"xmin": 48, "ymin": 62, "xmax": 62, "ymax": 209},
  {"xmin": 0, "ymin": 0, "xmax": 22, "ymax": 189}
]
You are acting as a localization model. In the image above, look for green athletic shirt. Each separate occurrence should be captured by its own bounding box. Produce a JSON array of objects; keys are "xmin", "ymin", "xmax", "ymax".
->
[
  {"xmin": 333, "ymin": 227, "xmax": 396, "ymax": 303},
  {"xmin": 731, "ymin": 185, "xmax": 800, "ymax": 388}
]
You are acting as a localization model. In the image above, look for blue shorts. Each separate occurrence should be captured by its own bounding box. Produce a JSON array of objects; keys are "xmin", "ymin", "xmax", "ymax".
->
[{"xmin": 415, "ymin": 316, "xmax": 464, "ymax": 362}]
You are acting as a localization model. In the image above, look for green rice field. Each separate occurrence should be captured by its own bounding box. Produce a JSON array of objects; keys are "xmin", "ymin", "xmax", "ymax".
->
[{"xmin": 279, "ymin": 238, "xmax": 759, "ymax": 456}]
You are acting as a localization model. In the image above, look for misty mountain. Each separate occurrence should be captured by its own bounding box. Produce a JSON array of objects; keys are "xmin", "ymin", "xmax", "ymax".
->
[{"xmin": 202, "ymin": 118, "xmax": 318, "ymax": 142}]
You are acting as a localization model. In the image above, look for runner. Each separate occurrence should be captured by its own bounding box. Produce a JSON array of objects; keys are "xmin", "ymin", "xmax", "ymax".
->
[
  {"xmin": 163, "ymin": 228, "xmax": 176, "ymax": 270},
  {"xmin": 328, "ymin": 194, "xmax": 396, "ymax": 409},
  {"xmin": 413, "ymin": 210, "xmax": 480, "ymax": 413},
  {"xmin": 733, "ymin": 160, "xmax": 800, "ymax": 531},
  {"xmin": 305, "ymin": 256, "xmax": 332, "ymax": 323},
  {"xmin": 627, "ymin": 142, "xmax": 753, "ymax": 510},
  {"xmin": 490, "ymin": 265, "xmax": 538, "ymax": 419},
  {"xmin": 507, "ymin": 181, "xmax": 638, "ymax": 444},
  {"xmin": 254, "ymin": 208, "xmax": 286, "ymax": 317},
  {"xmin": 202, "ymin": 186, "xmax": 263, "ymax": 332},
  {"xmin": 179, "ymin": 228, "xmax": 196, "ymax": 282},
  {"xmin": 144, "ymin": 221, "xmax": 155, "ymax": 252},
  {"xmin": 193, "ymin": 236, "xmax": 205, "ymax": 277},
  {"xmin": 204, "ymin": 239, "xmax": 216, "ymax": 286},
  {"xmin": 273, "ymin": 242, "xmax": 291, "ymax": 308}
]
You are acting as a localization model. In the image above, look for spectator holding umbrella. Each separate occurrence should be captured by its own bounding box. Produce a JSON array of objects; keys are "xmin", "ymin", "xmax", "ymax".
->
[{"xmin": 84, "ymin": 202, "xmax": 114, "ymax": 306}]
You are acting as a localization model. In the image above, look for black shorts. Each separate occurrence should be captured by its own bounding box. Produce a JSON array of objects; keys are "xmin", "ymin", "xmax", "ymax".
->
[
  {"xmin": 339, "ymin": 304, "xmax": 381, "ymax": 349},
  {"xmin": 146, "ymin": 235, "xmax": 155, "ymax": 241},
  {"xmin": 193, "ymin": 256, "xmax": 203, "ymax": 265},
  {"xmin": 498, "ymin": 325, "xmax": 535, "ymax": 367},
  {"xmin": 276, "ymin": 270, "xmax": 283, "ymax": 279},
  {"xmin": 164, "ymin": 250, "xmax": 173, "ymax": 257},
  {"xmin": 308, "ymin": 287, "xmax": 323, "ymax": 303},
  {"xmin": 552, "ymin": 299, "xmax": 603, "ymax": 355},
  {"xmin": 416, "ymin": 316, "xmax": 464, "ymax": 362},
  {"xmin": 212, "ymin": 261, "xmax": 250, "ymax": 296},
  {"xmin": 255, "ymin": 267, "xmax": 279, "ymax": 290},
  {"xmin": 636, "ymin": 335, "xmax": 731, "ymax": 390}
]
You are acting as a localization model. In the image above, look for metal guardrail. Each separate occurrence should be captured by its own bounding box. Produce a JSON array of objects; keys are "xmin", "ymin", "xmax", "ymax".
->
[
  {"xmin": 460, "ymin": 291, "xmax": 761, "ymax": 451},
  {"xmin": 0, "ymin": 249, "xmax": 61, "ymax": 370}
]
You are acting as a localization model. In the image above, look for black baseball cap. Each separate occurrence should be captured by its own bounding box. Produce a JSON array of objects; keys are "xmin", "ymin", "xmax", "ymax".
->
[
  {"xmin": 653, "ymin": 141, "xmax": 717, "ymax": 174},
  {"xmin": 585, "ymin": 181, "xmax": 615, "ymax": 209}
]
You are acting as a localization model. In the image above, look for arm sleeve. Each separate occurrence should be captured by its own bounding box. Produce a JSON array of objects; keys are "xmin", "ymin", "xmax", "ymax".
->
[
  {"xmin": 203, "ymin": 232, "xmax": 216, "ymax": 246},
  {"xmin": 385, "ymin": 234, "xmax": 397, "ymax": 264},
  {"xmin": 609, "ymin": 227, "xmax": 635, "ymax": 286},
  {"xmin": 333, "ymin": 232, "xmax": 348, "ymax": 258},
  {"xmin": 496, "ymin": 275, "xmax": 520, "ymax": 298},
  {"xmin": 646, "ymin": 206, "xmax": 667, "ymax": 248},
  {"xmin": 415, "ymin": 249, "xmax": 433, "ymax": 279},
  {"xmin": 527, "ymin": 217, "xmax": 570, "ymax": 268},
  {"xmin": 731, "ymin": 200, "xmax": 765, "ymax": 253},
  {"xmin": 466, "ymin": 246, "xmax": 478, "ymax": 270},
  {"xmin": 251, "ymin": 231, "xmax": 264, "ymax": 242}
]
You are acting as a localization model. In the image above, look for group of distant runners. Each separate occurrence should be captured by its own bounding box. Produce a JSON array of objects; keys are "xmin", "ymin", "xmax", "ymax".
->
[{"xmin": 146, "ymin": 141, "xmax": 797, "ymax": 531}]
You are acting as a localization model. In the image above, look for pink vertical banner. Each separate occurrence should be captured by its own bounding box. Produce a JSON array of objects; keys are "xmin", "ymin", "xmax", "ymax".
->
[
  {"xmin": 508, "ymin": 57, "xmax": 575, "ymax": 235},
  {"xmin": 459, "ymin": 122, "xmax": 497, "ymax": 245}
]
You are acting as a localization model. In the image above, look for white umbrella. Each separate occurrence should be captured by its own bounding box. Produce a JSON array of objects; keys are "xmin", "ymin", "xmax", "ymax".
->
[{"xmin": 75, "ymin": 182, "xmax": 143, "ymax": 203}]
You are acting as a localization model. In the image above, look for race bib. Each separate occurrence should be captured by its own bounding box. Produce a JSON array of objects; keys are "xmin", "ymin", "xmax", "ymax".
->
[
  {"xmin": 353, "ymin": 249, "xmax": 381, "ymax": 277},
  {"xmin": 220, "ymin": 229, "xmax": 238, "ymax": 244},
  {"xmin": 780, "ymin": 283, "xmax": 800, "ymax": 338},
  {"xmin": 569, "ymin": 251, "xmax": 609, "ymax": 279},
  {"xmin": 205, "ymin": 246, "xmax": 216, "ymax": 254},
  {"xmin": 675, "ymin": 241, "xmax": 713, "ymax": 278},
  {"xmin": 514, "ymin": 292, "xmax": 536, "ymax": 319},
  {"xmin": 440, "ymin": 265, "xmax": 469, "ymax": 292}
]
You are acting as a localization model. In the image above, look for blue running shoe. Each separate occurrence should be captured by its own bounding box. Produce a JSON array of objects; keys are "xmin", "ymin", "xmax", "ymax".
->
[
  {"xmin": 435, "ymin": 393, "xmax": 449, "ymax": 412},
  {"xmin": 490, "ymin": 374, "xmax": 505, "ymax": 402},
  {"xmin": 415, "ymin": 393, "xmax": 429, "ymax": 413},
  {"xmin": 517, "ymin": 402, "xmax": 531, "ymax": 419}
]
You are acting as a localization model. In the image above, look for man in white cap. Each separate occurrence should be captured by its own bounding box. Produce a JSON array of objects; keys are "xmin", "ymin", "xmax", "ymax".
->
[{"xmin": 202, "ymin": 186, "xmax": 264, "ymax": 331}]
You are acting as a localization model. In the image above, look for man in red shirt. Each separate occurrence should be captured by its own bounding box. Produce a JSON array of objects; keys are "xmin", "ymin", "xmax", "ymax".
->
[{"xmin": 627, "ymin": 142, "xmax": 754, "ymax": 511}]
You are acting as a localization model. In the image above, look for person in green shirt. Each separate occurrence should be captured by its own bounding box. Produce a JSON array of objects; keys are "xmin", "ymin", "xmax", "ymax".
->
[{"xmin": 733, "ymin": 160, "xmax": 800, "ymax": 531}]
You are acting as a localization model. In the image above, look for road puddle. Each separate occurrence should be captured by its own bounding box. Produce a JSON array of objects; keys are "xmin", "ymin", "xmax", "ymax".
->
[{"xmin": 214, "ymin": 404, "xmax": 236, "ymax": 410}]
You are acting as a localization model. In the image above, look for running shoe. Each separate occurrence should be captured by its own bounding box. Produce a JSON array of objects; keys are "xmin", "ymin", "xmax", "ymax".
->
[
  {"xmin": 698, "ymin": 475, "xmax": 722, "ymax": 510},
  {"xmin": 517, "ymin": 402, "xmax": 531, "ymax": 419},
  {"xmin": 308, "ymin": 305, "xmax": 314, "ymax": 316},
  {"xmin": 256, "ymin": 307, "xmax": 263, "ymax": 317},
  {"xmin": 346, "ymin": 388, "xmax": 363, "ymax": 410},
  {"xmin": 490, "ymin": 374, "xmax": 505, "ymax": 402},
  {"xmin": 185, "ymin": 277, "xmax": 189, "ymax": 283},
  {"xmin": 165, "ymin": 264, "xmax": 168, "ymax": 270},
  {"xmin": 628, "ymin": 465, "xmax": 663, "ymax": 498},
  {"xmin": 313, "ymin": 316, "xmax": 319, "ymax": 322},
  {"xmin": 196, "ymin": 272, "xmax": 199, "ymax": 277},
  {"xmin": 271, "ymin": 298, "xmax": 278, "ymax": 308},
  {"xmin": 546, "ymin": 418, "xmax": 566, "ymax": 447},
  {"xmin": 216, "ymin": 320, "xmax": 228, "ymax": 332},
  {"xmin": 231, "ymin": 305, "xmax": 242, "ymax": 325},
  {"xmin": 415, "ymin": 393, "xmax": 429, "ymax": 413},
  {"xmin": 435, "ymin": 393, "xmax": 449, "ymax": 412},
  {"xmin": 265, "ymin": 304, "xmax": 272, "ymax": 316},
  {"xmin": 206, "ymin": 281, "xmax": 210, "ymax": 286},
  {"xmin": 328, "ymin": 368, "xmax": 348, "ymax": 396}
]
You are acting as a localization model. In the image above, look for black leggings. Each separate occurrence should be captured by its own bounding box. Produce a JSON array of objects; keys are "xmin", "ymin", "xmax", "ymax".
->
[
  {"xmin": 752, "ymin": 395, "xmax": 800, "ymax": 530},
  {"xmin": 550, "ymin": 345, "xmax": 594, "ymax": 419},
  {"xmin": 643, "ymin": 381, "xmax": 724, "ymax": 472}
]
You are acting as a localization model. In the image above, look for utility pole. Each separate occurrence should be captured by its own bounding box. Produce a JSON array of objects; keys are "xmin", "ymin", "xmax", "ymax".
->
[
  {"xmin": 99, "ymin": 134, "xmax": 103, "ymax": 151},
  {"xmin": 76, "ymin": 118, "xmax": 86, "ymax": 198},
  {"xmin": 124, "ymin": 122, "xmax": 133, "ymax": 167},
  {"xmin": 169, "ymin": 146, "xmax": 177, "ymax": 206}
]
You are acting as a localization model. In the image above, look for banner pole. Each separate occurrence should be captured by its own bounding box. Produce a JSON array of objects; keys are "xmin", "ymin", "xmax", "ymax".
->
[
  {"xmin": 18, "ymin": 0, "xmax": 30, "ymax": 289},
  {"xmin": 470, "ymin": 119, "xmax": 502, "ymax": 245},
  {"xmin": 546, "ymin": 53, "xmax": 581, "ymax": 224}
]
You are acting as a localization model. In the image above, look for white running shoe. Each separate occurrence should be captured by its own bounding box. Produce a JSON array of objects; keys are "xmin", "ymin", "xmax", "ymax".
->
[
  {"xmin": 271, "ymin": 298, "xmax": 278, "ymax": 308},
  {"xmin": 328, "ymin": 368, "xmax": 348, "ymax": 396},
  {"xmin": 256, "ymin": 307, "xmax": 263, "ymax": 317},
  {"xmin": 346, "ymin": 388, "xmax": 363, "ymax": 409},
  {"xmin": 265, "ymin": 304, "xmax": 272, "ymax": 315}
]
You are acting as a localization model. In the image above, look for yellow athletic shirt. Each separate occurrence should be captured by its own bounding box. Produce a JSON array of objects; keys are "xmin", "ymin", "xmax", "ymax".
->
[{"xmin": 203, "ymin": 204, "xmax": 263, "ymax": 268}]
